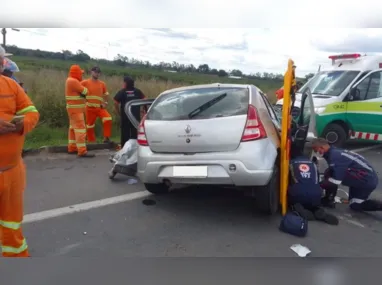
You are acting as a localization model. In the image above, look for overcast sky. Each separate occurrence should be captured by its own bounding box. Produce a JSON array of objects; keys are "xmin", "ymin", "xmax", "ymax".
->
[{"xmin": 2, "ymin": 0, "xmax": 382, "ymax": 77}]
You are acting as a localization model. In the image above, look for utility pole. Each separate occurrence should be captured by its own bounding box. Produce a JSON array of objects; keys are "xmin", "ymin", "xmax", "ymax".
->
[{"xmin": 1, "ymin": 28, "xmax": 20, "ymax": 48}]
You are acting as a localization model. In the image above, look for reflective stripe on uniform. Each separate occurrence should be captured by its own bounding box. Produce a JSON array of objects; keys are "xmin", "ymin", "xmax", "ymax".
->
[
  {"xmin": 68, "ymin": 139, "xmax": 76, "ymax": 144},
  {"xmin": 74, "ymin": 129, "xmax": 86, "ymax": 133},
  {"xmin": 0, "ymin": 220, "xmax": 21, "ymax": 230},
  {"xmin": 2, "ymin": 238, "xmax": 28, "ymax": 254},
  {"xmin": 86, "ymin": 102, "xmax": 101, "ymax": 108},
  {"xmin": 76, "ymin": 143, "xmax": 86, "ymax": 148},
  {"xmin": 66, "ymin": 104, "xmax": 86, "ymax": 109},
  {"xmin": 328, "ymin": 177, "xmax": 342, "ymax": 185},
  {"xmin": 86, "ymin": 124, "xmax": 95, "ymax": 129},
  {"xmin": 81, "ymin": 87, "xmax": 88, "ymax": 95},
  {"xmin": 350, "ymin": 198, "xmax": 365, "ymax": 204},
  {"xmin": 16, "ymin": 105, "xmax": 38, "ymax": 115},
  {"xmin": 65, "ymin": 96, "xmax": 83, "ymax": 101},
  {"xmin": 102, "ymin": 117, "xmax": 112, "ymax": 122},
  {"xmin": 86, "ymin": 96, "xmax": 104, "ymax": 101},
  {"xmin": 341, "ymin": 152, "xmax": 373, "ymax": 172}
]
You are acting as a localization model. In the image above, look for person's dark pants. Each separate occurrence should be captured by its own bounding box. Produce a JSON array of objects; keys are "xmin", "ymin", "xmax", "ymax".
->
[
  {"xmin": 346, "ymin": 173, "xmax": 380, "ymax": 211},
  {"xmin": 288, "ymin": 185, "xmax": 339, "ymax": 225},
  {"xmin": 323, "ymin": 171, "xmax": 382, "ymax": 211},
  {"xmin": 288, "ymin": 185, "xmax": 322, "ymax": 216},
  {"xmin": 120, "ymin": 112, "xmax": 139, "ymax": 147}
]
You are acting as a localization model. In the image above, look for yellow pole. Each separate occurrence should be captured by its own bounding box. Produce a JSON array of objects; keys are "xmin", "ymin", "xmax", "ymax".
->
[{"xmin": 280, "ymin": 59, "xmax": 295, "ymax": 215}]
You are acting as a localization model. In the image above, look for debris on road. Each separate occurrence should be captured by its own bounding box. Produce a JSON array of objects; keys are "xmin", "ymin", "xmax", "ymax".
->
[
  {"xmin": 290, "ymin": 244, "xmax": 311, "ymax": 257},
  {"xmin": 127, "ymin": 178, "xmax": 138, "ymax": 185}
]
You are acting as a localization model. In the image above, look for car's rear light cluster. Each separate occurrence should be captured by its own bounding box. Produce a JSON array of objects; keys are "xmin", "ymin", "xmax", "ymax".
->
[
  {"xmin": 137, "ymin": 115, "xmax": 149, "ymax": 146},
  {"xmin": 241, "ymin": 105, "xmax": 267, "ymax": 142}
]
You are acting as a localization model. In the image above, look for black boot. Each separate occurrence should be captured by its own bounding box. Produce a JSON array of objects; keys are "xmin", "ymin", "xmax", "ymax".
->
[
  {"xmin": 292, "ymin": 203, "xmax": 315, "ymax": 220},
  {"xmin": 313, "ymin": 208, "xmax": 339, "ymax": 225},
  {"xmin": 350, "ymin": 199, "xmax": 382, "ymax": 212}
]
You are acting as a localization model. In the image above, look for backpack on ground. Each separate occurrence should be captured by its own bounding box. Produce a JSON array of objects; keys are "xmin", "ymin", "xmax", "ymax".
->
[{"xmin": 279, "ymin": 211, "xmax": 308, "ymax": 237}]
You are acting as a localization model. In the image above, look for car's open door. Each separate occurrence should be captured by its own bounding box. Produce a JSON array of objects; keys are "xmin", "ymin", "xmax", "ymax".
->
[
  {"xmin": 124, "ymin": 99, "xmax": 155, "ymax": 129},
  {"xmin": 292, "ymin": 88, "xmax": 317, "ymax": 157},
  {"xmin": 279, "ymin": 60, "xmax": 317, "ymax": 215}
]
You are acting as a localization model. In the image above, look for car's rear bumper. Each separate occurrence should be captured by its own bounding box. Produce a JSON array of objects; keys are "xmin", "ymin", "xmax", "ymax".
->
[{"xmin": 137, "ymin": 139, "xmax": 277, "ymax": 186}]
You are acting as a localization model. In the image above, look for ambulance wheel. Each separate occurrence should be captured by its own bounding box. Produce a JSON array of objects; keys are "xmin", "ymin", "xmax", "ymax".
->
[
  {"xmin": 322, "ymin": 123, "xmax": 347, "ymax": 147},
  {"xmin": 254, "ymin": 165, "xmax": 280, "ymax": 215},
  {"xmin": 144, "ymin": 183, "xmax": 170, "ymax": 195}
]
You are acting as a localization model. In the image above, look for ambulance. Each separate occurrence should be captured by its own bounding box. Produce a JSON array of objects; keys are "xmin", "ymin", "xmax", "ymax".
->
[{"xmin": 275, "ymin": 53, "xmax": 382, "ymax": 147}]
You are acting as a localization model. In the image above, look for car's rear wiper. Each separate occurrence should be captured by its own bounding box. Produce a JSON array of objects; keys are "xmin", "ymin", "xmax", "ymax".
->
[{"xmin": 188, "ymin": 93, "xmax": 227, "ymax": 119}]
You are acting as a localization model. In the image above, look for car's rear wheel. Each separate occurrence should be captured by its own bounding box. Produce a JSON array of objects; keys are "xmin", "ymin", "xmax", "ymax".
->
[
  {"xmin": 144, "ymin": 183, "xmax": 170, "ymax": 195},
  {"xmin": 254, "ymin": 165, "xmax": 280, "ymax": 215}
]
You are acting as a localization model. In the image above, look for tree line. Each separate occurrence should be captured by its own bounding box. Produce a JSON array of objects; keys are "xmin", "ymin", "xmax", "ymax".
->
[{"xmin": 5, "ymin": 45, "xmax": 315, "ymax": 81}]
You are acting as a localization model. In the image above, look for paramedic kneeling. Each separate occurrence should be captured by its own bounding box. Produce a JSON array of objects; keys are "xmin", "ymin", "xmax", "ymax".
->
[
  {"xmin": 288, "ymin": 156, "xmax": 339, "ymax": 225},
  {"xmin": 312, "ymin": 138, "xmax": 381, "ymax": 212}
]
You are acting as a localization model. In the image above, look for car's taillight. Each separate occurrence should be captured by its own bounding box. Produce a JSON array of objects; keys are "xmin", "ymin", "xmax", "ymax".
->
[
  {"xmin": 241, "ymin": 105, "xmax": 267, "ymax": 142},
  {"xmin": 137, "ymin": 115, "xmax": 149, "ymax": 146}
]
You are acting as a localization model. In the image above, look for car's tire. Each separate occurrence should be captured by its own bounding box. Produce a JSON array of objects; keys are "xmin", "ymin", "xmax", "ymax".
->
[
  {"xmin": 144, "ymin": 183, "xmax": 170, "ymax": 195},
  {"xmin": 254, "ymin": 165, "xmax": 280, "ymax": 215},
  {"xmin": 322, "ymin": 123, "xmax": 348, "ymax": 147}
]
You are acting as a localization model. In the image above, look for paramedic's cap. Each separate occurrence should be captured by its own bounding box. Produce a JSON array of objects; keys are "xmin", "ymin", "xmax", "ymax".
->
[{"xmin": 91, "ymin": 66, "xmax": 101, "ymax": 73}]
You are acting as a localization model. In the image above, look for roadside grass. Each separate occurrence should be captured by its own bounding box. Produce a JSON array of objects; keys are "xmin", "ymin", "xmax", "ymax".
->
[{"xmin": 18, "ymin": 68, "xmax": 278, "ymax": 149}]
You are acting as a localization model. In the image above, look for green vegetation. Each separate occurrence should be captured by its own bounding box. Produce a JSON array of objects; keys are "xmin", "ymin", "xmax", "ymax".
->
[{"xmin": 3, "ymin": 45, "xmax": 313, "ymax": 149}]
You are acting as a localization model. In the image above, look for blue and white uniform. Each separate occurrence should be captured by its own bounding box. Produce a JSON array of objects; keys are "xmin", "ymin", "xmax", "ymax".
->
[
  {"xmin": 288, "ymin": 156, "xmax": 322, "ymax": 208},
  {"xmin": 322, "ymin": 147, "xmax": 380, "ymax": 210}
]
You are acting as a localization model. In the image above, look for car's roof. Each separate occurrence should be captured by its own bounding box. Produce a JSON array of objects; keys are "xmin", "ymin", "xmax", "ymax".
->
[{"xmin": 159, "ymin": 83, "xmax": 254, "ymax": 96}]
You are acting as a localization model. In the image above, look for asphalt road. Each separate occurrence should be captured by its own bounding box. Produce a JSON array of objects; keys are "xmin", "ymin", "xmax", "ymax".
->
[{"xmin": 18, "ymin": 142, "xmax": 382, "ymax": 257}]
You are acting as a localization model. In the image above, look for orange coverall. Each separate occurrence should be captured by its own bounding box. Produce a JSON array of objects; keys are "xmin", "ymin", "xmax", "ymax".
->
[
  {"xmin": 66, "ymin": 65, "xmax": 89, "ymax": 156},
  {"xmin": 0, "ymin": 75, "xmax": 39, "ymax": 257},
  {"xmin": 81, "ymin": 79, "xmax": 112, "ymax": 142}
]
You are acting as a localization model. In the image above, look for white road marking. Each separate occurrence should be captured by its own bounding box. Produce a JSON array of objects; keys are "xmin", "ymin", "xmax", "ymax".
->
[
  {"xmin": 338, "ymin": 216, "xmax": 366, "ymax": 228},
  {"xmin": 350, "ymin": 144, "xmax": 382, "ymax": 153},
  {"xmin": 24, "ymin": 191, "xmax": 152, "ymax": 224}
]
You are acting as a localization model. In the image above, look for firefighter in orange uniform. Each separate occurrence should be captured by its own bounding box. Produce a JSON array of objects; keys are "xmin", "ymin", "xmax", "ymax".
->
[
  {"xmin": 0, "ymin": 46, "xmax": 39, "ymax": 257},
  {"xmin": 81, "ymin": 66, "xmax": 112, "ymax": 143},
  {"xmin": 66, "ymin": 64, "xmax": 95, "ymax": 158}
]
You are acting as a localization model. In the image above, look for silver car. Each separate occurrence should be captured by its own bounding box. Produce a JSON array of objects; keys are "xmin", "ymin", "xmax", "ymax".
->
[{"xmin": 126, "ymin": 83, "xmax": 316, "ymax": 215}]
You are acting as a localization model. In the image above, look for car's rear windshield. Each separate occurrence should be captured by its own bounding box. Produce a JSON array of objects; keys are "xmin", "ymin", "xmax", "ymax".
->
[{"xmin": 146, "ymin": 87, "xmax": 249, "ymax": 121}]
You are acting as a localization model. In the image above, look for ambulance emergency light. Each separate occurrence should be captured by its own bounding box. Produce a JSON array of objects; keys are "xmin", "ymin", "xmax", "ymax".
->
[{"xmin": 328, "ymin": 53, "xmax": 361, "ymax": 65}]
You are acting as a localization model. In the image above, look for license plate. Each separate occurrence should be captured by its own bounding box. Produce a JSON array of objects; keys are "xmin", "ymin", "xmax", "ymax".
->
[{"xmin": 173, "ymin": 166, "xmax": 208, "ymax": 178}]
